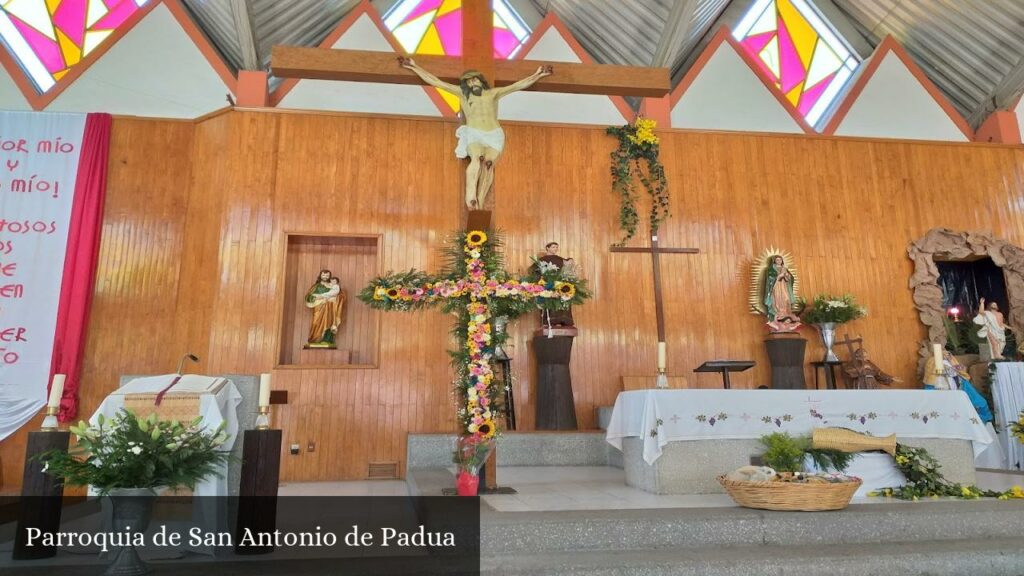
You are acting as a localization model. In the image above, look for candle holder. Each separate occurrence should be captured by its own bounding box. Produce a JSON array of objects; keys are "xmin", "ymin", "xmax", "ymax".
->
[
  {"xmin": 255, "ymin": 405, "xmax": 271, "ymax": 430},
  {"xmin": 655, "ymin": 368, "xmax": 669, "ymax": 389},
  {"xmin": 40, "ymin": 406, "xmax": 59, "ymax": 431}
]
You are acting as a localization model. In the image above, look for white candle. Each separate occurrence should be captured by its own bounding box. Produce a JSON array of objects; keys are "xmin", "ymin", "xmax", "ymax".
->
[
  {"xmin": 259, "ymin": 373, "xmax": 271, "ymax": 407},
  {"xmin": 47, "ymin": 374, "xmax": 66, "ymax": 408},
  {"xmin": 932, "ymin": 343, "xmax": 943, "ymax": 371},
  {"xmin": 657, "ymin": 342, "xmax": 667, "ymax": 371}
]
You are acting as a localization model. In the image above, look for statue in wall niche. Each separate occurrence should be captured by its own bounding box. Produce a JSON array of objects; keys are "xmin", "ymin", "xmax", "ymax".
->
[
  {"xmin": 973, "ymin": 298, "xmax": 1009, "ymax": 359},
  {"xmin": 749, "ymin": 248, "xmax": 802, "ymax": 333},
  {"xmin": 305, "ymin": 269, "xmax": 345, "ymax": 349},
  {"xmin": 398, "ymin": 57, "xmax": 553, "ymax": 209}
]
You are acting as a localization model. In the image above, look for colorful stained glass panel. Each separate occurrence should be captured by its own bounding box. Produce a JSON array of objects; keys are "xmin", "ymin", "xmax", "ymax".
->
[
  {"xmin": 733, "ymin": 0, "xmax": 858, "ymax": 127},
  {"xmin": 0, "ymin": 0, "xmax": 150, "ymax": 93},
  {"xmin": 384, "ymin": 0, "xmax": 531, "ymax": 111}
]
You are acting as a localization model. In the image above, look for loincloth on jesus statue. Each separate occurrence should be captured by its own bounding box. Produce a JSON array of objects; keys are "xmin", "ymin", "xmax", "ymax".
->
[{"xmin": 455, "ymin": 125, "xmax": 505, "ymax": 158}]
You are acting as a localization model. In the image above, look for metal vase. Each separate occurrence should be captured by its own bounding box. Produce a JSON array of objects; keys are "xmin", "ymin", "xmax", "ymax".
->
[
  {"xmin": 816, "ymin": 322, "xmax": 840, "ymax": 362},
  {"xmin": 105, "ymin": 488, "xmax": 155, "ymax": 576}
]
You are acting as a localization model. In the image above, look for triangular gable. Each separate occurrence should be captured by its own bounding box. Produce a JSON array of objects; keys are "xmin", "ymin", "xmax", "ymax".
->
[
  {"xmin": 45, "ymin": 2, "xmax": 235, "ymax": 119},
  {"xmin": 499, "ymin": 13, "xmax": 630, "ymax": 125},
  {"xmin": 823, "ymin": 36, "xmax": 972, "ymax": 141},
  {"xmin": 273, "ymin": 1, "xmax": 446, "ymax": 117},
  {"xmin": 670, "ymin": 27, "xmax": 812, "ymax": 135}
]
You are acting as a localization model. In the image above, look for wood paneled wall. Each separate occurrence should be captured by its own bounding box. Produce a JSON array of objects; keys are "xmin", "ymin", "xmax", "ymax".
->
[{"xmin": 3, "ymin": 109, "xmax": 1024, "ymax": 488}]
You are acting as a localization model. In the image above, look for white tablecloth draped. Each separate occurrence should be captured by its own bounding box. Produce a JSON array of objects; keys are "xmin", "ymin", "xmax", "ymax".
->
[
  {"xmin": 90, "ymin": 374, "xmax": 243, "ymax": 496},
  {"xmin": 606, "ymin": 389, "xmax": 993, "ymax": 465},
  {"xmin": 991, "ymin": 363, "xmax": 1024, "ymax": 470}
]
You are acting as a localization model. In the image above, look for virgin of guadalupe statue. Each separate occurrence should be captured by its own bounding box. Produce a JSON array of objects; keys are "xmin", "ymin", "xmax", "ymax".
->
[
  {"xmin": 749, "ymin": 248, "xmax": 802, "ymax": 333},
  {"xmin": 305, "ymin": 270, "xmax": 345, "ymax": 348}
]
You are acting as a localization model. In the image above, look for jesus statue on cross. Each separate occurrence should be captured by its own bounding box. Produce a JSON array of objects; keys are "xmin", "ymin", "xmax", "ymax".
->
[{"xmin": 399, "ymin": 57, "xmax": 553, "ymax": 209}]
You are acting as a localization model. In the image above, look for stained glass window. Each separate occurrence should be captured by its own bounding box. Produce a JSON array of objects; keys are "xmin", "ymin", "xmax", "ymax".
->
[
  {"xmin": 733, "ymin": 0, "xmax": 858, "ymax": 128},
  {"xmin": 0, "ymin": 0, "xmax": 150, "ymax": 93},
  {"xmin": 383, "ymin": 0, "xmax": 531, "ymax": 111}
]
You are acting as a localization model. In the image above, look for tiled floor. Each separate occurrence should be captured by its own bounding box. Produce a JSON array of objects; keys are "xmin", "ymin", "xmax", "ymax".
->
[{"xmin": 276, "ymin": 466, "xmax": 1024, "ymax": 512}]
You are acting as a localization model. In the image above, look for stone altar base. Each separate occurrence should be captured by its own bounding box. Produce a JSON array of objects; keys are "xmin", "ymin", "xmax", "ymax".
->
[{"xmin": 622, "ymin": 437, "xmax": 977, "ymax": 494}]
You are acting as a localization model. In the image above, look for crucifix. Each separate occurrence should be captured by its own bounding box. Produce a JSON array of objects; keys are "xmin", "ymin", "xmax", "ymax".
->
[
  {"xmin": 270, "ymin": 0, "xmax": 670, "ymax": 221},
  {"xmin": 610, "ymin": 233, "xmax": 699, "ymax": 387},
  {"xmin": 271, "ymin": 1, "xmax": 671, "ymax": 489}
]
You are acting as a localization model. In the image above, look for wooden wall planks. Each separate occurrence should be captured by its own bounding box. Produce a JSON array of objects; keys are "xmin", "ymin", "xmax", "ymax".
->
[{"xmin": 3, "ymin": 109, "xmax": 1024, "ymax": 488}]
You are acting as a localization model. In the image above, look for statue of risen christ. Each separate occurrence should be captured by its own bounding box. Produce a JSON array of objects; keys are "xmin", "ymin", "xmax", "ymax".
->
[{"xmin": 399, "ymin": 57, "xmax": 553, "ymax": 209}]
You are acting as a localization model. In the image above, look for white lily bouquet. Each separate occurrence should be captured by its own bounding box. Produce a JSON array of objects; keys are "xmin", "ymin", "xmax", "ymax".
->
[{"xmin": 39, "ymin": 410, "xmax": 230, "ymax": 495}]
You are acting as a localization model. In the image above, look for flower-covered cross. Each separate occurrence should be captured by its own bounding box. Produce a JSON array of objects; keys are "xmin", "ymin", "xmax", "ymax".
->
[{"xmin": 359, "ymin": 230, "xmax": 589, "ymax": 444}]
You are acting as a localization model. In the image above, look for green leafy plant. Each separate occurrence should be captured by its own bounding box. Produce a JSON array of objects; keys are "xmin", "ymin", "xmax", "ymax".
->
[
  {"xmin": 872, "ymin": 443, "xmax": 1023, "ymax": 500},
  {"xmin": 1011, "ymin": 410, "xmax": 1024, "ymax": 444},
  {"xmin": 38, "ymin": 410, "xmax": 229, "ymax": 495},
  {"xmin": 799, "ymin": 293, "xmax": 867, "ymax": 324},
  {"xmin": 759, "ymin": 432, "xmax": 855, "ymax": 473},
  {"xmin": 606, "ymin": 118, "xmax": 669, "ymax": 246}
]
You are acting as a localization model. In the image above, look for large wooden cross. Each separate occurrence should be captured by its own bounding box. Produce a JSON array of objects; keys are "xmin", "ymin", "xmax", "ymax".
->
[{"xmin": 610, "ymin": 233, "xmax": 699, "ymax": 384}]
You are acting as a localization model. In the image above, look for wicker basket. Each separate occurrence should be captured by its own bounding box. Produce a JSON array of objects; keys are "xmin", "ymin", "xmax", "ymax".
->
[
  {"xmin": 811, "ymin": 427, "xmax": 896, "ymax": 456},
  {"xmin": 718, "ymin": 476, "xmax": 862, "ymax": 511}
]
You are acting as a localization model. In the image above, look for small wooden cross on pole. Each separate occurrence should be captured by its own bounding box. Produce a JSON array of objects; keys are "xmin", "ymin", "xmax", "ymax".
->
[
  {"xmin": 836, "ymin": 334, "xmax": 863, "ymax": 358},
  {"xmin": 610, "ymin": 234, "xmax": 699, "ymax": 384}
]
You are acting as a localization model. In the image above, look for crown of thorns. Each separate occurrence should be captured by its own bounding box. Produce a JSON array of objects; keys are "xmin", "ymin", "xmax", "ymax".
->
[{"xmin": 460, "ymin": 70, "xmax": 486, "ymax": 81}]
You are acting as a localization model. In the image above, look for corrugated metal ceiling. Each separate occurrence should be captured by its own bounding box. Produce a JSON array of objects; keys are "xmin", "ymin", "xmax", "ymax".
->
[{"xmin": 176, "ymin": 0, "xmax": 1024, "ymax": 127}]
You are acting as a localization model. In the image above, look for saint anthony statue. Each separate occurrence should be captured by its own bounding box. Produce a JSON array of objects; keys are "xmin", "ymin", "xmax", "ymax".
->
[
  {"xmin": 536, "ymin": 242, "xmax": 575, "ymax": 328},
  {"xmin": 399, "ymin": 57, "xmax": 553, "ymax": 209},
  {"xmin": 973, "ymin": 298, "xmax": 1009, "ymax": 359},
  {"xmin": 305, "ymin": 270, "xmax": 345, "ymax": 348},
  {"xmin": 764, "ymin": 255, "xmax": 800, "ymax": 331}
]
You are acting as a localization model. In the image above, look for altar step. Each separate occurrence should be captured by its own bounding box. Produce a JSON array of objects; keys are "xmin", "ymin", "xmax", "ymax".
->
[
  {"xmin": 482, "ymin": 538, "xmax": 1024, "ymax": 575},
  {"xmin": 479, "ymin": 501, "xmax": 1024, "ymax": 575},
  {"xmin": 406, "ymin": 431, "xmax": 622, "ymax": 470}
]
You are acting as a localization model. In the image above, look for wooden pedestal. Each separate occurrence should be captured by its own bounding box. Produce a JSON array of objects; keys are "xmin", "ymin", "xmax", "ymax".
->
[
  {"xmin": 13, "ymin": 430, "xmax": 70, "ymax": 560},
  {"xmin": 235, "ymin": 429, "xmax": 282, "ymax": 555},
  {"xmin": 534, "ymin": 333, "xmax": 578, "ymax": 430},
  {"xmin": 765, "ymin": 334, "xmax": 807, "ymax": 390}
]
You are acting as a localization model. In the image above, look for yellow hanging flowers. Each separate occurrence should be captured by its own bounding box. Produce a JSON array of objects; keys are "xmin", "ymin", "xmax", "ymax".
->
[
  {"xmin": 466, "ymin": 231, "xmax": 487, "ymax": 247},
  {"xmin": 628, "ymin": 117, "xmax": 659, "ymax": 146}
]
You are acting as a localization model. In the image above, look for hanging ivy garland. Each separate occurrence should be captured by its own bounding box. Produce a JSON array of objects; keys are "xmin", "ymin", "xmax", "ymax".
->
[{"xmin": 606, "ymin": 118, "xmax": 670, "ymax": 246}]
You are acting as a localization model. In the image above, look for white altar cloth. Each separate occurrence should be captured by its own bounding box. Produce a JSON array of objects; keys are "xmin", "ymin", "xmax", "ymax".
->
[
  {"xmin": 991, "ymin": 363, "xmax": 1024, "ymax": 470},
  {"xmin": 606, "ymin": 389, "xmax": 993, "ymax": 465},
  {"xmin": 90, "ymin": 374, "xmax": 243, "ymax": 496}
]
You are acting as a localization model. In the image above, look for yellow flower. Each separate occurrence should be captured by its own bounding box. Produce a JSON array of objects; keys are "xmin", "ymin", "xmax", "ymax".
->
[
  {"xmin": 477, "ymin": 419, "xmax": 496, "ymax": 439},
  {"xmin": 628, "ymin": 117, "xmax": 659, "ymax": 146},
  {"xmin": 555, "ymin": 282, "xmax": 576, "ymax": 299},
  {"xmin": 466, "ymin": 231, "xmax": 487, "ymax": 247},
  {"xmin": 385, "ymin": 287, "xmax": 400, "ymax": 300},
  {"xmin": 373, "ymin": 286, "xmax": 387, "ymax": 300}
]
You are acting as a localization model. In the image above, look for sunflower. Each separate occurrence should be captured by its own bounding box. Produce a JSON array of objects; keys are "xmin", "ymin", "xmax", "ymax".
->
[
  {"xmin": 385, "ymin": 287, "xmax": 400, "ymax": 299},
  {"xmin": 476, "ymin": 419, "xmax": 496, "ymax": 438},
  {"xmin": 556, "ymin": 282, "xmax": 576, "ymax": 298},
  {"xmin": 466, "ymin": 231, "xmax": 487, "ymax": 247}
]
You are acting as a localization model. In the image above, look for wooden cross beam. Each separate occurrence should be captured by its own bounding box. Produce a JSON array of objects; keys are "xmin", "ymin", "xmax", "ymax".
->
[
  {"xmin": 610, "ymin": 234, "xmax": 699, "ymax": 376},
  {"xmin": 836, "ymin": 334, "xmax": 863, "ymax": 358},
  {"xmin": 271, "ymin": 47, "xmax": 671, "ymax": 98}
]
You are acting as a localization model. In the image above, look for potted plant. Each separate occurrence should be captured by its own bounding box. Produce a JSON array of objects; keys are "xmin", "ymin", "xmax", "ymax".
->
[
  {"xmin": 799, "ymin": 294, "xmax": 867, "ymax": 362},
  {"xmin": 452, "ymin": 435, "xmax": 494, "ymax": 496},
  {"xmin": 39, "ymin": 410, "xmax": 229, "ymax": 575}
]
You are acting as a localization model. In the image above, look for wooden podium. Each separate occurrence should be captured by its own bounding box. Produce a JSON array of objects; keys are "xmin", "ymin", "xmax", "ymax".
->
[
  {"xmin": 234, "ymin": 428, "xmax": 282, "ymax": 555},
  {"xmin": 13, "ymin": 430, "xmax": 70, "ymax": 560},
  {"xmin": 533, "ymin": 328, "xmax": 578, "ymax": 430}
]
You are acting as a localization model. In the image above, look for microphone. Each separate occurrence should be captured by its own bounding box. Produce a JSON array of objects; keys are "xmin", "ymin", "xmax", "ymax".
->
[{"xmin": 176, "ymin": 353, "xmax": 199, "ymax": 375}]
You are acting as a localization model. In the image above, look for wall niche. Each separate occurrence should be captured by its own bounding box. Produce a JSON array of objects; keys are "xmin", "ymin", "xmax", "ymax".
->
[{"xmin": 278, "ymin": 234, "xmax": 380, "ymax": 368}]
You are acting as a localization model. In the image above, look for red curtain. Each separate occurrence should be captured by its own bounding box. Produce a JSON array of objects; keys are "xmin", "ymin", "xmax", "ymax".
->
[{"xmin": 49, "ymin": 113, "xmax": 111, "ymax": 422}]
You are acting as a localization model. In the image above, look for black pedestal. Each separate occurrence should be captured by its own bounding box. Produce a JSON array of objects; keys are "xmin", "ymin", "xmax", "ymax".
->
[
  {"xmin": 13, "ymin": 430, "xmax": 70, "ymax": 560},
  {"xmin": 235, "ymin": 429, "xmax": 282, "ymax": 555},
  {"xmin": 765, "ymin": 336, "xmax": 807, "ymax": 389},
  {"xmin": 533, "ymin": 334, "xmax": 578, "ymax": 430}
]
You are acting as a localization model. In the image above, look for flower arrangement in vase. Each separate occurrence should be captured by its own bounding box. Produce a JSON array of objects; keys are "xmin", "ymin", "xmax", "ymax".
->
[
  {"xmin": 799, "ymin": 293, "xmax": 867, "ymax": 361},
  {"xmin": 452, "ymin": 434, "xmax": 495, "ymax": 496}
]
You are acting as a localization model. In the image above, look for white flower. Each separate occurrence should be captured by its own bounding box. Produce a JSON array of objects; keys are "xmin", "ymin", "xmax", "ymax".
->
[
  {"xmin": 130, "ymin": 446, "xmax": 143, "ymax": 455},
  {"xmin": 537, "ymin": 261, "xmax": 558, "ymax": 274}
]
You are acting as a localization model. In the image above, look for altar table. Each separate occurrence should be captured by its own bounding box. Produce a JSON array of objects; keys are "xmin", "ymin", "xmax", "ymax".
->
[{"xmin": 606, "ymin": 389, "xmax": 992, "ymax": 494}]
